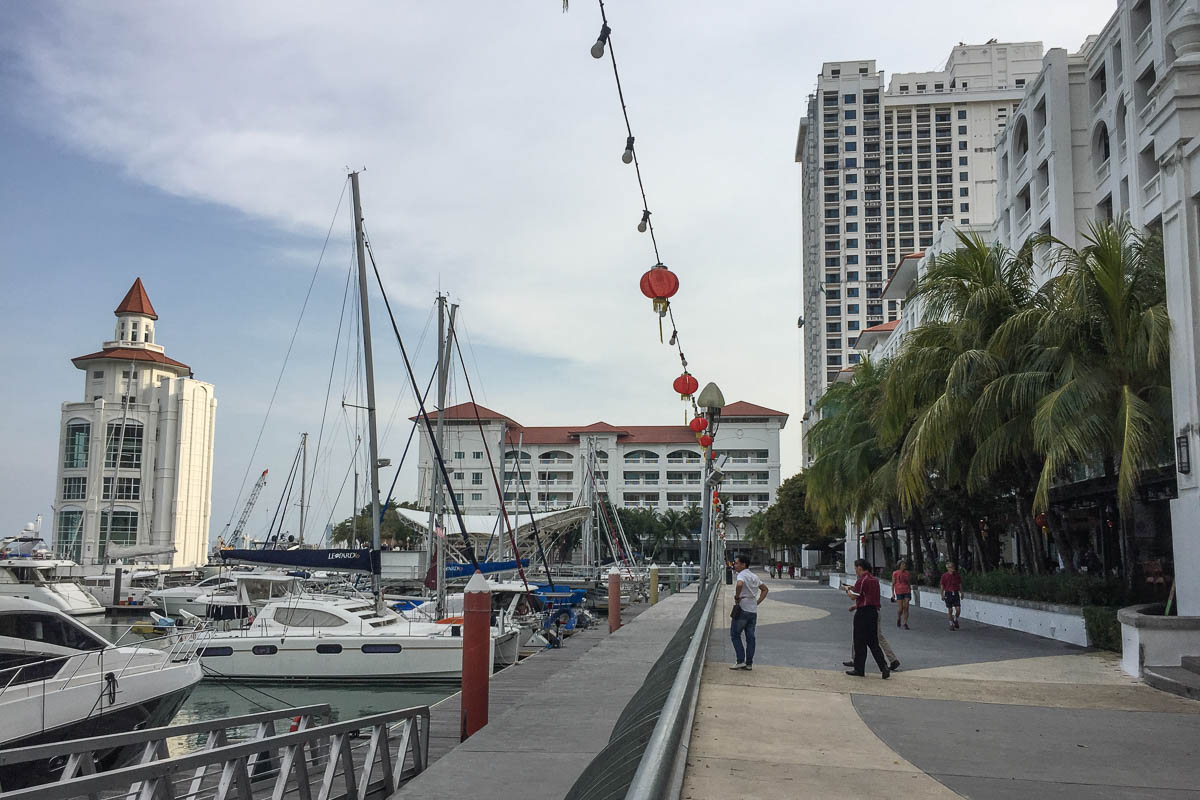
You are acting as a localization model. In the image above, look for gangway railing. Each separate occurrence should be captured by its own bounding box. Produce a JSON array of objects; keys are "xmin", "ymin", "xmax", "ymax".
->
[
  {"xmin": 0, "ymin": 704, "xmax": 430, "ymax": 800},
  {"xmin": 0, "ymin": 705, "xmax": 330, "ymax": 791}
]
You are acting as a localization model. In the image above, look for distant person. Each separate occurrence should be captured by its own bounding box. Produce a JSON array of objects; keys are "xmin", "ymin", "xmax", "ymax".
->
[
  {"xmin": 730, "ymin": 554, "xmax": 768, "ymax": 671},
  {"xmin": 768, "ymin": 563, "xmax": 776, "ymax": 579},
  {"xmin": 841, "ymin": 559, "xmax": 890, "ymax": 679},
  {"xmin": 941, "ymin": 561, "xmax": 963, "ymax": 630},
  {"xmin": 788, "ymin": 563, "xmax": 795, "ymax": 579},
  {"xmin": 776, "ymin": 560, "xmax": 784, "ymax": 580},
  {"xmin": 892, "ymin": 560, "xmax": 912, "ymax": 629}
]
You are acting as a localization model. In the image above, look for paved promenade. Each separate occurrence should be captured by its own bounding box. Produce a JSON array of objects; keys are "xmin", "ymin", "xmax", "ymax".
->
[{"xmin": 682, "ymin": 574, "xmax": 1200, "ymax": 799}]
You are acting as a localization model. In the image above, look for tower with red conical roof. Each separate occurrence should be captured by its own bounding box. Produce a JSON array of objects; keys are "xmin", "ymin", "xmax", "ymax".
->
[{"xmin": 53, "ymin": 279, "xmax": 217, "ymax": 570}]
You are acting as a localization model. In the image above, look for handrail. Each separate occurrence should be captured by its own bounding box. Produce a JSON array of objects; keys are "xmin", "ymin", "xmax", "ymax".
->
[
  {"xmin": 0, "ymin": 704, "xmax": 330, "ymax": 765},
  {"xmin": 624, "ymin": 584, "xmax": 718, "ymax": 800},
  {"xmin": 0, "ymin": 705, "xmax": 431, "ymax": 800}
]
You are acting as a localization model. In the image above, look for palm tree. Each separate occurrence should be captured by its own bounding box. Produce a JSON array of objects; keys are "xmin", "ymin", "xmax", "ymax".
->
[
  {"xmin": 996, "ymin": 221, "xmax": 1171, "ymax": 578},
  {"xmin": 881, "ymin": 231, "xmax": 1040, "ymax": 570}
]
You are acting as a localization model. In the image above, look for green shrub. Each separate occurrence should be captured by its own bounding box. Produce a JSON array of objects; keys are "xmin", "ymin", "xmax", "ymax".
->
[
  {"xmin": 965, "ymin": 571, "xmax": 1132, "ymax": 607},
  {"xmin": 1082, "ymin": 606, "xmax": 1122, "ymax": 651}
]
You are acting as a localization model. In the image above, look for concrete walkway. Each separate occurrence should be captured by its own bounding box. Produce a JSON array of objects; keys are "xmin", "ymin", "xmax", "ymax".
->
[{"xmin": 681, "ymin": 575, "xmax": 1200, "ymax": 800}]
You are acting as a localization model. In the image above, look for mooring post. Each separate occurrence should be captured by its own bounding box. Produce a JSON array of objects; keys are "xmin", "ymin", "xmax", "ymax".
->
[
  {"xmin": 608, "ymin": 567, "xmax": 622, "ymax": 633},
  {"xmin": 460, "ymin": 571, "xmax": 491, "ymax": 741},
  {"xmin": 112, "ymin": 567, "xmax": 123, "ymax": 606},
  {"xmin": 649, "ymin": 563, "xmax": 659, "ymax": 605},
  {"xmin": 669, "ymin": 561, "xmax": 678, "ymax": 594}
]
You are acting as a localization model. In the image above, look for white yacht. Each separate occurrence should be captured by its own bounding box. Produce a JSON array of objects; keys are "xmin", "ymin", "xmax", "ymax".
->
[
  {"xmin": 147, "ymin": 574, "xmax": 237, "ymax": 618},
  {"xmin": 0, "ymin": 598, "xmax": 204, "ymax": 789},
  {"xmin": 0, "ymin": 557, "xmax": 104, "ymax": 617},
  {"xmin": 199, "ymin": 594, "xmax": 520, "ymax": 681},
  {"xmin": 79, "ymin": 570, "xmax": 159, "ymax": 608}
]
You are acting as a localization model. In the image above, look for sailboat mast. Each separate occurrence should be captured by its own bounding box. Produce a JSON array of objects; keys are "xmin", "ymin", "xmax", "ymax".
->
[
  {"xmin": 350, "ymin": 171, "xmax": 383, "ymax": 608},
  {"xmin": 299, "ymin": 432, "xmax": 307, "ymax": 546}
]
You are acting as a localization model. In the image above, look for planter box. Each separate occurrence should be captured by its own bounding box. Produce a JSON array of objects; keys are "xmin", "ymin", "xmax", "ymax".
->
[
  {"xmin": 828, "ymin": 573, "xmax": 1088, "ymax": 646},
  {"xmin": 1117, "ymin": 603, "xmax": 1200, "ymax": 677}
]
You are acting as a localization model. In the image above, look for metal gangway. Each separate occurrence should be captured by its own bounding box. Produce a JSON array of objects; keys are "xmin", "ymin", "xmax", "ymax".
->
[{"xmin": 0, "ymin": 702, "xmax": 429, "ymax": 800}]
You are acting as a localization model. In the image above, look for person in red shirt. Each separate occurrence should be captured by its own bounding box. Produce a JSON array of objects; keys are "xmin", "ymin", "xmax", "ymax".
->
[
  {"xmin": 841, "ymin": 559, "xmax": 890, "ymax": 678},
  {"xmin": 892, "ymin": 560, "xmax": 912, "ymax": 630},
  {"xmin": 940, "ymin": 561, "xmax": 963, "ymax": 630}
]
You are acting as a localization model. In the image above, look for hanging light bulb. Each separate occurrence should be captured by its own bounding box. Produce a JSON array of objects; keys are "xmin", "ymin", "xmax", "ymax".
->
[
  {"xmin": 638, "ymin": 209, "xmax": 650, "ymax": 233},
  {"xmin": 590, "ymin": 24, "xmax": 611, "ymax": 58},
  {"xmin": 622, "ymin": 136, "xmax": 635, "ymax": 164}
]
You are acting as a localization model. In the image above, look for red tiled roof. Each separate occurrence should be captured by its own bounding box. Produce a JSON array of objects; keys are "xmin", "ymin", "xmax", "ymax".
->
[
  {"xmin": 72, "ymin": 347, "xmax": 189, "ymax": 372},
  {"xmin": 566, "ymin": 422, "xmax": 631, "ymax": 436},
  {"xmin": 720, "ymin": 401, "xmax": 789, "ymax": 418},
  {"xmin": 114, "ymin": 278, "xmax": 158, "ymax": 320},
  {"xmin": 507, "ymin": 425, "xmax": 699, "ymax": 446},
  {"xmin": 862, "ymin": 320, "xmax": 899, "ymax": 333},
  {"xmin": 410, "ymin": 402, "xmax": 519, "ymax": 426}
]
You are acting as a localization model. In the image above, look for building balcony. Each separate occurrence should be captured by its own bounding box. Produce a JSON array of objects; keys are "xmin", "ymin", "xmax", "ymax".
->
[
  {"xmin": 1017, "ymin": 209, "xmax": 1031, "ymax": 232},
  {"xmin": 1091, "ymin": 92, "xmax": 1108, "ymax": 117},
  {"xmin": 1144, "ymin": 172, "xmax": 1161, "ymax": 202},
  {"xmin": 538, "ymin": 458, "xmax": 573, "ymax": 465},
  {"xmin": 667, "ymin": 457, "xmax": 702, "ymax": 465},
  {"xmin": 1038, "ymin": 186, "xmax": 1050, "ymax": 209},
  {"xmin": 1135, "ymin": 25, "xmax": 1152, "ymax": 60},
  {"xmin": 1096, "ymin": 158, "xmax": 1111, "ymax": 184},
  {"xmin": 623, "ymin": 457, "xmax": 659, "ymax": 464}
]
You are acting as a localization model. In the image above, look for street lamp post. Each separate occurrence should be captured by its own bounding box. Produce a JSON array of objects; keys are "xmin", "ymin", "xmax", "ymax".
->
[{"xmin": 697, "ymin": 382, "xmax": 726, "ymax": 593}]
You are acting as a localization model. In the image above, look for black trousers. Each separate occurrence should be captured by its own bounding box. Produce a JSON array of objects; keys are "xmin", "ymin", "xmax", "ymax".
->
[{"xmin": 853, "ymin": 606, "xmax": 889, "ymax": 674}]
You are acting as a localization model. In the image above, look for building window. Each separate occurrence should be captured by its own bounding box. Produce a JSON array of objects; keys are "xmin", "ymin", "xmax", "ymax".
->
[
  {"xmin": 92, "ymin": 370, "xmax": 104, "ymax": 380},
  {"xmin": 959, "ymin": 156, "xmax": 968, "ymax": 166},
  {"xmin": 960, "ymin": 171, "xmax": 969, "ymax": 181},
  {"xmin": 455, "ymin": 493, "xmax": 463, "ymax": 504},
  {"xmin": 454, "ymin": 472, "xmax": 464, "ymax": 481},
  {"xmin": 846, "ymin": 271, "xmax": 859, "ymax": 281},
  {"xmin": 1016, "ymin": 78, "xmax": 1026, "ymax": 88},
  {"xmin": 847, "ymin": 304, "xmax": 860, "ymax": 314},
  {"xmin": 844, "ymin": 125, "xmax": 857, "ymax": 135},
  {"xmin": 104, "ymin": 422, "xmax": 143, "ymax": 469},
  {"xmin": 471, "ymin": 492, "xmax": 483, "ymax": 502},
  {"xmin": 827, "ymin": 355, "xmax": 843, "ymax": 366},
  {"xmin": 827, "ymin": 338, "xmax": 842, "ymax": 350},
  {"xmin": 845, "ymin": 158, "xmax": 857, "ymax": 168},
  {"xmin": 844, "ymin": 110, "xmax": 857, "ymax": 120},
  {"xmin": 848, "ymin": 354, "xmax": 861, "ymax": 364},
  {"xmin": 848, "ymin": 320, "xmax": 860, "ymax": 331},
  {"xmin": 960, "ymin": 203, "xmax": 970, "ymax": 212},
  {"xmin": 472, "ymin": 451, "xmax": 483, "ymax": 460},
  {"xmin": 453, "ymin": 451, "xmax": 464, "ymax": 460},
  {"xmin": 64, "ymin": 421, "xmax": 91, "ymax": 469},
  {"xmin": 844, "ymin": 93, "xmax": 857, "ymax": 104},
  {"xmin": 960, "ymin": 187, "xmax": 970, "ymax": 196},
  {"xmin": 102, "ymin": 477, "xmax": 141, "ymax": 501},
  {"xmin": 99, "ymin": 510, "xmax": 138, "ymax": 560},
  {"xmin": 56, "ymin": 510, "xmax": 83, "ymax": 561},
  {"xmin": 958, "ymin": 125, "xmax": 967, "ymax": 135},
  {"xmin": 121, "ymin": 370, "xmax": 138, "ymax": 380},
  {"xmin": 471, "ymin": 472, "xmax": 483, "ymax": 486},
  {"xmin": 62, "ymin": 477, "xmax": 87, "ymax": 501},
  {"xmin": 958, "ymin": 141, "xmax": 967, "ymax": 150}
]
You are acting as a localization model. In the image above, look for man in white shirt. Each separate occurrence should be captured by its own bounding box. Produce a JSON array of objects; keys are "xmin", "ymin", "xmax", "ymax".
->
[{"xmin": 730, "ymin": 553, "xmax": 768, "ymax": 671}]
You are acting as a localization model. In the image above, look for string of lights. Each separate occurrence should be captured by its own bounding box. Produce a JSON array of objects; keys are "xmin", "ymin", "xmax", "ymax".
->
[{"xmin": 586, "ymin": 0, "xmax": 709, "ymax": 434}]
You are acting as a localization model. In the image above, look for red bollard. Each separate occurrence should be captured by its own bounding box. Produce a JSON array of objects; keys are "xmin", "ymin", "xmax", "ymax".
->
[
  {"xmin": 608, "ymin": 567, "xmax": 622, "ymax": 633},
  {"xmin": 460, "ymin": 571, "xmax": 491, "ymax": 742}
]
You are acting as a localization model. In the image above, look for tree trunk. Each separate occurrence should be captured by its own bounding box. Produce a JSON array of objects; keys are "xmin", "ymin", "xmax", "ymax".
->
[{"xmin": 1047, "ymin": 509, "xmax": 1077, "ymax": 573}]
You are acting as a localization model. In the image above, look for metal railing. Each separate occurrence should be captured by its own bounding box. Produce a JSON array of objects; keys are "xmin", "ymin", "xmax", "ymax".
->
[
  {"xmin": 562, "ymin": 581, "xmax": 718, "ymax": 800},
  {"xmin": 0, "ymin": 705, "xmax": 430, "ymax": 800}
]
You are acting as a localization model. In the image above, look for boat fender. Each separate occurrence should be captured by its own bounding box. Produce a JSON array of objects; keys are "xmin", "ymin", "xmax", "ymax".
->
[
  {"xmin": 103, "ymin": 672, "xmax": 117, "ymax": 705},
  {"xmin": 289, "ymin": 716, "xmax": 302, "ymax": 732}
]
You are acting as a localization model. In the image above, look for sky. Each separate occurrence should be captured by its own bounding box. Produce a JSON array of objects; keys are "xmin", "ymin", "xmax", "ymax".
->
[{"xmin": 0, "ymin": 1, "xmax": 1114, "ymax": 543}]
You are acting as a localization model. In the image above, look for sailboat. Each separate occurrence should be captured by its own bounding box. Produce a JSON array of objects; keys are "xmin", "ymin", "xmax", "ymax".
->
[{"xmin": 199, "ymin": 171, "xmax": 519, "ymax": 681}]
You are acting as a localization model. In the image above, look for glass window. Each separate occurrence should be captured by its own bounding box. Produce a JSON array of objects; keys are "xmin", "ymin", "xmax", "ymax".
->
[
  {"xmin": 848, "ymin": 320, "xmax": 860, "ymax": 331},
  {"xmin": 847, "ymin": 287, "xmax": 860, "ymax": 297},
  {"xmin": 453, "ymin": 451, "xmax": 464, "ymax": 459},
  {"xmin": 960, "ymin": 171, "xmax": 969, "ymax": 181},
  {"xmin": 471, "ymin": 473, "xmax": 483, "ymax": 485},
  {"xmin": 958, "ymin": 125, "xmax": 967, "ymax": 135},
  {"xmin": 92, "ymin": 371, "xmax": 103, "ymax": 380},
  {"xmin": 845, "ymin": 190, "xmax": 858, "ymax": 199},
  {"xmin": 471, "ymin": 492, "xmax": 483, "ymax": 501},
  {"xmin": 104, "ymin": 422, "xmax": 143, "ymax": 469},
  {"xmin": 843, "ymin": 93, "xmax": 857, "ymax": 104},
  {"xmin": 362, "ymin": 643, "xmax": 403, "ymax": 654},
  {"xmin": 99, "ymin": 510, "xmax": 137, "ymax": 561},
  {"xmin": 472, "ymin": 451, "xmax": 483, "ymax": 459},
  {"xmin": 959, "ymin": 156, "xmax": 968, "ymax": 166},
  {"xmin": 274, "ymin": 608, "xmax": 348, "ymax": 628},
  {"xmin": 958, "ymin": 109, "xmax": 967, "ymax": 120},
  {"xmin": 64, "ymin": 421, "xmax": 90, "ymax": 469},
  {"xmin": 845, "ymin": 141, "xmax": 857, "ymax": 152},
  {"xmin": 844, "ymin": 110, "xmax": 857, "ymax": 120},
  {"xmin": 844, "ymin": 158, "xmax": 857, "ymax": 168},
  {"xmin": 0, "ymin": 613, "xmax": 105, "ymax": 651},
  {"xmin": 102, "ymin": 477, "xmax": 141, "ymax": 501},
  {"xmin": 62, "ymin": 477, "xmax": 86, "ymax": 501},
  {"xmin": 56, "ymin": 511, "xmax": 83, "ymax": 562},
  {"xmin": 847, "ymin": 304, "xmax": 860, "ymax": 314},
  {"xmin": 958, "ymin": 141, "xmax": 967, "ymax": 150},
  {"xmin": 827, "ymin": 355, "xmax": 843, "ymax": 366},
  {"xmin": 961, "ymin": 203, "xmax": 970, "ymax": 212},
  {"xmin": 848, "ymin": 354, "xmax": 861, "ymax": 364},
  {"xmin": 846, "ymin": 271, "xmax": 859, "ymax": 281},
  {"xmin": 960, "ymin": 187, "xmax": 970, "ymax": 197},
  {"xmin": 454, "ymin": 472, "xmax": 464, "ymax": 480},
  {"xmin": 317, "ymin": 644, "xmax": 343, "ymax": 654},
  {"xmin": 252, "ymin": 645, "xmax": 278, "ymax": 655},
  {"xmin": 844, "ymin": 125, "xmax": 857, "ymax": 135}
]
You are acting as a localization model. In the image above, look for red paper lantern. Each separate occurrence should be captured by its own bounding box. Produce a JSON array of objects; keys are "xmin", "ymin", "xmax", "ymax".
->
[
  {"xmin": 640, "ymin": 263, "xmax": 679, "ymax": 317},
  {"xmin": 688, "ymin": 417, "xmax": 708, "ymax": 433},
  {"xmin": 673, "ymin": 372, "xmax": 699, "ymax": 399},
  {"xmin": 699, "ymin": 433, "xmax": 713, "ymax": 448}
]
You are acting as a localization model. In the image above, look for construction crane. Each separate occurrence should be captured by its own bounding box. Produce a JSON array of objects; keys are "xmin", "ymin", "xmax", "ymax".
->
[{"xmin": 222, "ymin": 469, "xmax": 268, "ymax": 549}]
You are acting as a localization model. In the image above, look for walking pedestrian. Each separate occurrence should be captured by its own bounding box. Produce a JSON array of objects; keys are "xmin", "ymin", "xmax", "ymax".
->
[
  {"xmin": 892, "ymin": 560, "xmax": 912, "ymax": 629},
  {"xmin": 841, "ymin": 559, "xmax": 890, "ymax": 679},
  {"xmin": 729, "ymin": 554, "xmax": 768, "ymax": 671},
  {"xmin": 776, "ymin": 560, "xmax": 784, "ymax": 580},
  {"xmin": 940, "ymin": 561, "xmax": 963, "ymax": 630},
  {"xmin": 788, "ymin": 563, "xmax": 795, "ymax": 579}
]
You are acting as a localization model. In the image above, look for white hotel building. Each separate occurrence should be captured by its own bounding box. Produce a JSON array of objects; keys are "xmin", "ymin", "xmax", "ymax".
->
[
  {"xmin": 53, "ymin": 279, "xmax": 217, "ymax": 569},
  {"xmin": 796, "ymin": 42, "xmax": 1044, "ymax": 458},
  {"xmin": 413, "ymin": 401, "xmax": 787, "ymax": 541},
  {"xmin": 863, "ymin": 0, "xmax": 1200, "ymax": 621}
]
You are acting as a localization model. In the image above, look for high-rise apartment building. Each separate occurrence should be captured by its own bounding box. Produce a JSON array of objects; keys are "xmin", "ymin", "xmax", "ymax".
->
[{"xmin": 796, "ymin": 42, "xmax": 1044, "ymax": 456}]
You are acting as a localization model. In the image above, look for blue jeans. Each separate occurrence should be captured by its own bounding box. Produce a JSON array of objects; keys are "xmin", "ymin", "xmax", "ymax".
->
[{"xmin": 730, "ymin": 610, "xmax": 757, "ymax": 665}]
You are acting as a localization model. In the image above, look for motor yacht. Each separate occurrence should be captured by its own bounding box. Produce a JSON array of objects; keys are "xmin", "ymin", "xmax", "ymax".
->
[
  {"xmin": 0, "ymin": 598, "xmax": 204, "ymax": 789},
  {"xmin": 0, "ymin": 556, "xmax": 103, "ymax": 617},
  {"xmin": 147, "ymin": 574, "xmax": 237, "ymax": 618},
  {"xmin": 199, "ymin": 594, "xmax": 520, "ymax": 681}
]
